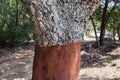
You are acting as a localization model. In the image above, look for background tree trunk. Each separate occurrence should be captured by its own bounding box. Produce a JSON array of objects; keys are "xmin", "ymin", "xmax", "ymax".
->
[
  {"xmin": 99, "ymin": 0, "xmax": 118, "ymax": 46},
  {"xmin": 99, "ymin": 0, "xmax": 109, "ymax": 46},
  {"xmin": 21, "ymin": 0, "xmax": 102, "ymax": 80},
  {"xmin": 90, "ymin": 16, "xmax": 100, "ymax": 47},
  {"xmin": 117, "ymin": 26, "xmax": 120, "ymax": 40}
]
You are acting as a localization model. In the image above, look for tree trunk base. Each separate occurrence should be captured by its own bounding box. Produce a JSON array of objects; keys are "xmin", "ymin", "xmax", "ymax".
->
[{"xmin": 32, "ymin": 42, "xmax": 80, "ymax": 80}]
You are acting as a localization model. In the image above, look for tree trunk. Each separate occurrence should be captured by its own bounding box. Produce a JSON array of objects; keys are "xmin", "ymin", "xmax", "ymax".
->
[
  {"xmin": 113, "ymin": 27, "xmax": 116, "ymax": 41},
  {"xmin": 32, "ymin": 42, "xmax": 80, "ymax": 80},
  {"xmin": 117, "ymin": 26, "xmax": 120, "ymax": 40},
  {"xmin": 21, "ymin": 0, "xmax": 101, "ymax": 80},
  {"xmin": 90, "ymin": 16, "xmax": 100, "ymax": 47},
  {"xmin": 16, "ymin": 0, "xmax": 19, "ymax": 26},
  {"xmin": 99, "ymin": 0, "xmax": 109, "ymax": 46},
  {"xmin": 99, "ymin": 0, "xmax": 118, "ymax": 46}
]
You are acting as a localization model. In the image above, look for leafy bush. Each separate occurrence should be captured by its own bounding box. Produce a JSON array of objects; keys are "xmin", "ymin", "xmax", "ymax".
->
[{"xmin": 0, "ymin": 0, "xmax": 33, "ymax": 47}]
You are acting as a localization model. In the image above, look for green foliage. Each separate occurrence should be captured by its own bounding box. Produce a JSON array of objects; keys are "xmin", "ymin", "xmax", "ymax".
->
[
  {"xmin": 92, "ymin": 7, "xmax": 102, "ymax": 30},
  {"xmin": 0, "ymin": 0, "xmax": 33, "ymax": 47},
  {"xmin": 92, "ymin": 1, "xmax": 120, "ymax": 40}
]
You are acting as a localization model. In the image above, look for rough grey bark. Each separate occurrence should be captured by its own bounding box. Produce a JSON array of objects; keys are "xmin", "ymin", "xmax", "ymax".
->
[{"xmin": 21, "ymin": 0, "xmax": 101, "ymax": 46}]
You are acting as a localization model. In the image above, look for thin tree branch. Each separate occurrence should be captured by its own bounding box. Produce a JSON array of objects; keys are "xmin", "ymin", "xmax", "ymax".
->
[{"xmin": 90, "ymin": 16, "xmax": 100, "ymax": 47}]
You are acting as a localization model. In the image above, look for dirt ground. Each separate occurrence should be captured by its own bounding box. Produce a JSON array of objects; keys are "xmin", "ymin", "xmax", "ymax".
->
[{"xmin": 0, "ymin": 40, "xmax": 120, "ymax": 80}]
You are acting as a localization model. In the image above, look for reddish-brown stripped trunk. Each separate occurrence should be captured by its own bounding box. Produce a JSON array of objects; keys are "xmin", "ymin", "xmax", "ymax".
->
[{"xmin": 32, "ymin": 42, "xmax": 80, "ymax": 80}]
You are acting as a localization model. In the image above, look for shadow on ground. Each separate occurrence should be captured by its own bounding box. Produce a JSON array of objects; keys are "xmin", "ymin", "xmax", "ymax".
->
[
  {"xmin": 81, "ymin": 40, "xmax": 120, "ymax": 68},
  {"xmin": 0, "ymin": 42, "xmax": 35, "ymax": 58}
]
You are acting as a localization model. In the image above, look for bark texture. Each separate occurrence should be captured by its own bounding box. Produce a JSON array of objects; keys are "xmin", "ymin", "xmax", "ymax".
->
[
  {"xmin": 21, "ymin": 0, "xmax": 101, "ymax": 46},
  {"xmin": 32, "ymin": 42, "xmax": 80, "ymax": 80}
]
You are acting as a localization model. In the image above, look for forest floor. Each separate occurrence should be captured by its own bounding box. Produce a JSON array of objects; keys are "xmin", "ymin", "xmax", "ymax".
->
[{"xmin": 0, "ymin": 39, "xmax": 120, "ymax": 80}]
